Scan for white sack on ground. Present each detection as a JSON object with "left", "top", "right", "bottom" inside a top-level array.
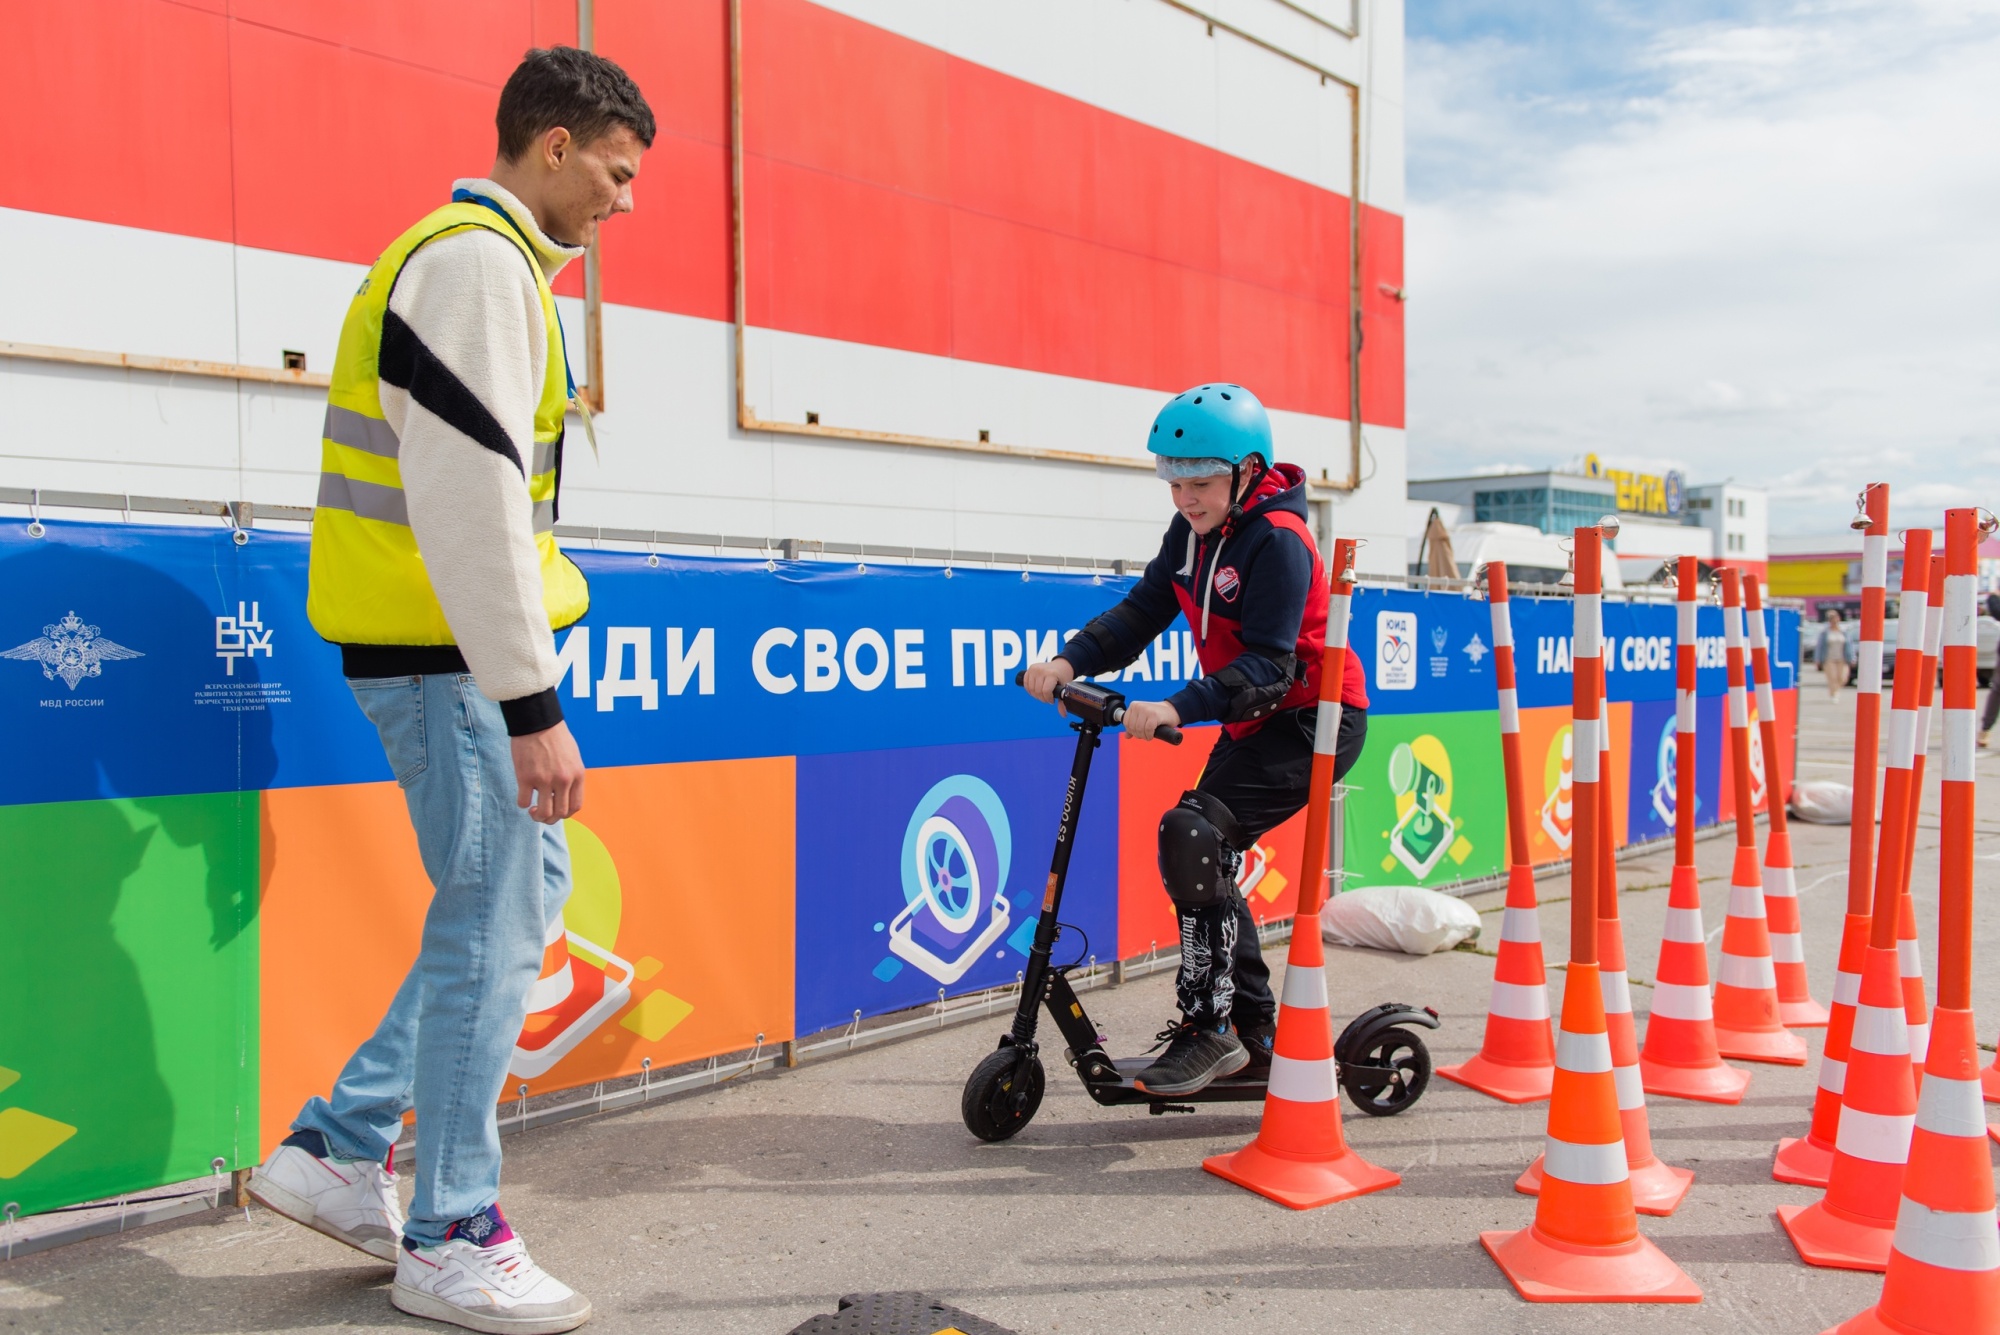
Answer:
[
  {"left": 1322, "top": 885, "right": 1482, "bottom": 955},
  {"left": 1790, "top": 780, "right": 1852, "bottom": 825}
]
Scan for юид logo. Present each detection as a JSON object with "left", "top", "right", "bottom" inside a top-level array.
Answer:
[
  {"left": 1383, "top": 735, "right": 1470, "bottom": 880},
  {"left": 1213, "top": 566, "right": 1241, "bottom": 601},
  {"left": 1464, "top": 633, "right": 1488, "bottom": 667},
  {"left": 1541, "top": 726, "right": 1575, "bottom": 851},
  {"left": 4, "top": 611, "right": 143, "bottom": 689},
  {"left": 1377, "top": 611, "right": 1417, "bottom": 691},
  {"left": 887, "top": 775, "right": 1014, "bottom": 984}
]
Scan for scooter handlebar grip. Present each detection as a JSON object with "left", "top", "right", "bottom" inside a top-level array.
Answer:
[
  {"left": 1155, "top": 725, "right": 1184, "bottom": 746},
  {"left": 1014, "top": 670, "right": 1027, "bottom": 686}
]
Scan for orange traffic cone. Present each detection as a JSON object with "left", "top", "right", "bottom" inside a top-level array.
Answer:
[
  {"left": 1439, "top": 864, "right": 1557, "bottom": 1103},
  {"left": 1830, "top": 1011, "right": 2000, "bottom": 1332},
  {"left": 1747, "top": 575, "right": 1826, "bottom": 1028},
  {"left": 1713, "top": 570, "right": 1807, "bottom": 1065},
  {"left": 1777, "top": 941, "right": 1917, "bottom": 1271},
  {"left": 1439, "top": 562, "right": 1556, "bottom": 1104},
  {"left": 1642, "top": 557, "right": 1751, "bottom": 1105},
  {"left": 1205, "top": 539, "right": 1399, "bottom": 1209},
  {"left": 1775, "top": 913, "right": 1870, "bottom": 1186},
  {"left": 1520, "top": 677, "right": 1693, "bottom": 1214},
  {"left": 1779, "top": 529, "right": 1934, "bottom": 1273},
  {"left": 1484, "top": 961, "right": 1702, "bottom": 1301},
  {"left": 1777, "top": 483, "right": 1893, "bottom": 1187},
  {"left": 1640, "top": 864, "right": 1750, "bottom": 1104},
  {"left": 1985, "top": 1046, "right": 2000, "bottom": 1103},
  {"left": 1480, "top": 524, "right": 1700, "bottom": 1304},
  {"left": 1827, "top": 507, "right": 2000, "bottom": 1333}
]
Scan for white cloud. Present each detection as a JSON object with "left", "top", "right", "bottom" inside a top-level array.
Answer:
[{"left": 1405, "top": 1, "right": 2000, "bottom": 535}]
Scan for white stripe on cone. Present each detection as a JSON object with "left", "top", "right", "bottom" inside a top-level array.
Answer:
[
  {"left": 1280, "top": 965, "right": 1328, "bottom": 1011},
  {"left": 1663, "top": 907, "right": 1706, "bottom": 943},
  {"left": 1851, "top": 1004, "right": 1913, "bottom": 1056},
  {"left": 1313, "top": 705, "right": 1341, "bottom": 755},
  {"left": 1489, "top": 980, "right": 1551, "bottom": 1022},
  {"left": 1543, "top": 1138, "right": 1628, "bottom": 1186},
  {"left": 1612, "top": 1064, "right": 1645, "bottom": 1111},
  {"left": 1914, "top": 1074, "right": 1988, "bottom": 1138},
  {"left": 1834, "top": 971, "right": 1862, "bottom": 1005},
  {"left": 1499, "top": 906, "right": 1542, "bottom": 944},
  {"left": 1599, "top": 970, "right": 1633, "bottom": 1016},
  {"left": 1835, "top": 1108, "right": 1918, "bottom": 1163},
  {"left": 1726, "top": 883, "right": 1768, "bottom": 919},
  {"left": 1817, "top": 1056, "right": 1847, "bottom": 1096},
  {"left": 1649, "top": 981, "right": 1715, "bottom": 1022},
  {"left": 1718, "top": 953, "right": 1777, "bottom": 990},
  {"left": 1556, "top": 1029, "right": 1613, "bottom": 1073},
  {"left": 1267, "top": 1053, "right": 1337, "bottom": 1104},
  {"left": 1945, "top": 707, "right": 1977, "bottom": 782},
  {"left": 1892, "top": 1200, "right": 2000, "bottom": 1272},
  {"left": 1770, "top": 934, "right": 1806, "bottom": 964}
]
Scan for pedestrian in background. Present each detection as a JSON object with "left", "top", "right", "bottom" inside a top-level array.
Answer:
[
  {"left": 248, "top": 47, "right": 655, "bottom": 1334},
  {"left": 1816, "top": 608, "right": 1850, "bottom": 698}
]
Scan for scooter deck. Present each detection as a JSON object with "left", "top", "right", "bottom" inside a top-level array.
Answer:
[{"left": 1076, "top": 1054, "right": 1269, "bottom": 1106}]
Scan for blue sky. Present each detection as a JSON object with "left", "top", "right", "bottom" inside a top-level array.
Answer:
[{"left": 1400, "top": 1, "right": 2000, "bottom": 535}]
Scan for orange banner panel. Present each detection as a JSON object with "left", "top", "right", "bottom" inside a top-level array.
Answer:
[
  {"left": 1116, "top": 727, "right": 1309, "bottom": 960},
  {"left": 259, "top": 757, "right": 795, "bottom": 1155}
]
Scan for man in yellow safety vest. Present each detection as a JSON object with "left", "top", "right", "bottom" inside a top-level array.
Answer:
[{"left": 249, "top": 47, "right": 653, "bottom": 1334}]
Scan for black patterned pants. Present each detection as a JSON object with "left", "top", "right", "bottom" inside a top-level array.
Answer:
[{"left": 1173, "top": 704, "right": 1368, "bottom": 1030}]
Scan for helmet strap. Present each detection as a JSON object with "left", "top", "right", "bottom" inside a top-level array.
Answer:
[{"left": 1225, "top": 457, "right": 1266, "bottom": 532}]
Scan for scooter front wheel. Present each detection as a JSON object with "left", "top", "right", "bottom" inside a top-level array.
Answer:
[{"left": 962, "top": 1048, "right": 1046, "bottom": 1142}]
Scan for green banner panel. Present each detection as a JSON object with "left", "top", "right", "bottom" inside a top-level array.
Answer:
[
  {"left": 0, "top": 793, "right": 259, "bottom": 1215},
  {"left": 1340, "top": 710, "right": 1505, "bottom": 891}
]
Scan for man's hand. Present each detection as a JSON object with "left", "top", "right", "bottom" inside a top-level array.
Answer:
[
  {"left": 1121, "top": 699, "right": 1181, "bottom": 741},
  {"left": 512, "top": 721, "right": 585, "bottom": 824},
  {"left": 1021, "top": 657, "right": 1076, "bottom": 703}
]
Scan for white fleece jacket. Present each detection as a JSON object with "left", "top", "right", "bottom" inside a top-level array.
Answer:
[{"left": 377, "top": 178, "right": 583, "bottom": 717}]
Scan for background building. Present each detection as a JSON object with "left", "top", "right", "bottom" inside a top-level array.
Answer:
[
  {"left": 0, "top": 0, "right": 1409, "bottom": 571},
  {"left": 1406, "top": 456, "right": 1758, "bottom": 585}
]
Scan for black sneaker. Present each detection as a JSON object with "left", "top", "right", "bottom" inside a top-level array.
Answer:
[
  {"left": 1238, "top": 1024, "right": 1277, "bottom": 1078},
  {"left": 1134, "top": 1020, "right": 1249, "bottom": 1096}
]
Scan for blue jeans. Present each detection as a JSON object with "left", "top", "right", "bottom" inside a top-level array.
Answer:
[{"left": 293, "top": 673, "right": 571, "bottom": 1246}]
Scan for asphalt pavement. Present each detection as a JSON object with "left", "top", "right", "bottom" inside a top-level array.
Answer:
[{"left": 4, "top": 681, "right": 1997, "bottom": 1335}]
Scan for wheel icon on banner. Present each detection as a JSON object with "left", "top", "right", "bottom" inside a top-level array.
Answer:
[{"left": 915, "top": 815, "right": 982, "bottom": 933}]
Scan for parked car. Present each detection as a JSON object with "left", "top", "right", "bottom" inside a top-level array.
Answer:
[{"left": 1814, "top": 612, "right": 2000, "bottom": 686}]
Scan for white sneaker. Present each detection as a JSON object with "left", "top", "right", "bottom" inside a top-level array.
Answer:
[
  {"left": 392, "top": 1206, "right": 591, "bottom": 1334},
  {"left": 249, "top": 1132, "right": 404, "bottom": 1262}
]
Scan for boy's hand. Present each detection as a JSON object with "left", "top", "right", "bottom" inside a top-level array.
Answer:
[
  {"left": 1022, "top": 658, "right": 1075, "bottom": 703},
  {"left": 1122, "top": 699, "right": 1181, "bottom": 741}
]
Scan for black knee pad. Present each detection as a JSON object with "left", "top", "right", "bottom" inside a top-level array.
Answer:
[{"left": 1157, "top": 790, "right": 1243, "bottom": 911}]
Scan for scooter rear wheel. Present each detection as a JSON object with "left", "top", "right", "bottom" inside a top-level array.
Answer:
[
  {"left": 962, "top": 1048, "right": 1045, "bottom": 1142},
  {"left": 1344, "top": 1027, "right": 1431, "bottom": 1117}
]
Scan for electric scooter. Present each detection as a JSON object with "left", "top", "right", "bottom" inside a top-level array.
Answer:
[{"left": 960, "top": 674, "right": 1440, "bottom": 1142}]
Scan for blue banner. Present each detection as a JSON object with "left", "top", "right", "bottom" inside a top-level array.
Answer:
[{"left": 1353, "top": 589, "right": 1797, "bottom": 715}]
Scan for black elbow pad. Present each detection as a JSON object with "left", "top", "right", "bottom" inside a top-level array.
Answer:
[{"left": 1211, "top": 653, "right": 1298, "bottom": 724}]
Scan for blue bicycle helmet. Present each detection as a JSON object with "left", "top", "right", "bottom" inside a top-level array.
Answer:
[{"left": 1148, "top": 383, "right": 1272, "bottom": 479}]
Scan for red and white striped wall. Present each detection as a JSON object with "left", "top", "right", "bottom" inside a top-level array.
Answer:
[{"left": 0, "top": 0, "right": 1404, "bottom": 563}]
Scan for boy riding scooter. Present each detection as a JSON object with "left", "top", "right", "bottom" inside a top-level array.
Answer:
[{"left": 1022, "top": 384, "right": 1368, "bottom": 1097}]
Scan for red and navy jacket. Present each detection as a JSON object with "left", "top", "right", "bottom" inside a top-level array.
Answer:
[{"left": 1057, "top": 462, "right": 1368, "bottom": 738}]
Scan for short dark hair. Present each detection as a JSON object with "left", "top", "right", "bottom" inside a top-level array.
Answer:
[{"left": 497, "top": 47, "right": 656, "bottom": 163}]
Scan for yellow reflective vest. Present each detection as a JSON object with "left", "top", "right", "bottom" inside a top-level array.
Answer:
[{"left": 307, "top": 198, "right": 588, "bottom": 647}]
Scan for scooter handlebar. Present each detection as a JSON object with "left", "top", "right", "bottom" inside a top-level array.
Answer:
[{"left": 1012, "top": 671, "right": 1182, "bottom": 745}]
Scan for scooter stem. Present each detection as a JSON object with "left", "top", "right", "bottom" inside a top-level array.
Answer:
[{"left": 1010, "top": 720, "right": 1102, "bottom": 1046}]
